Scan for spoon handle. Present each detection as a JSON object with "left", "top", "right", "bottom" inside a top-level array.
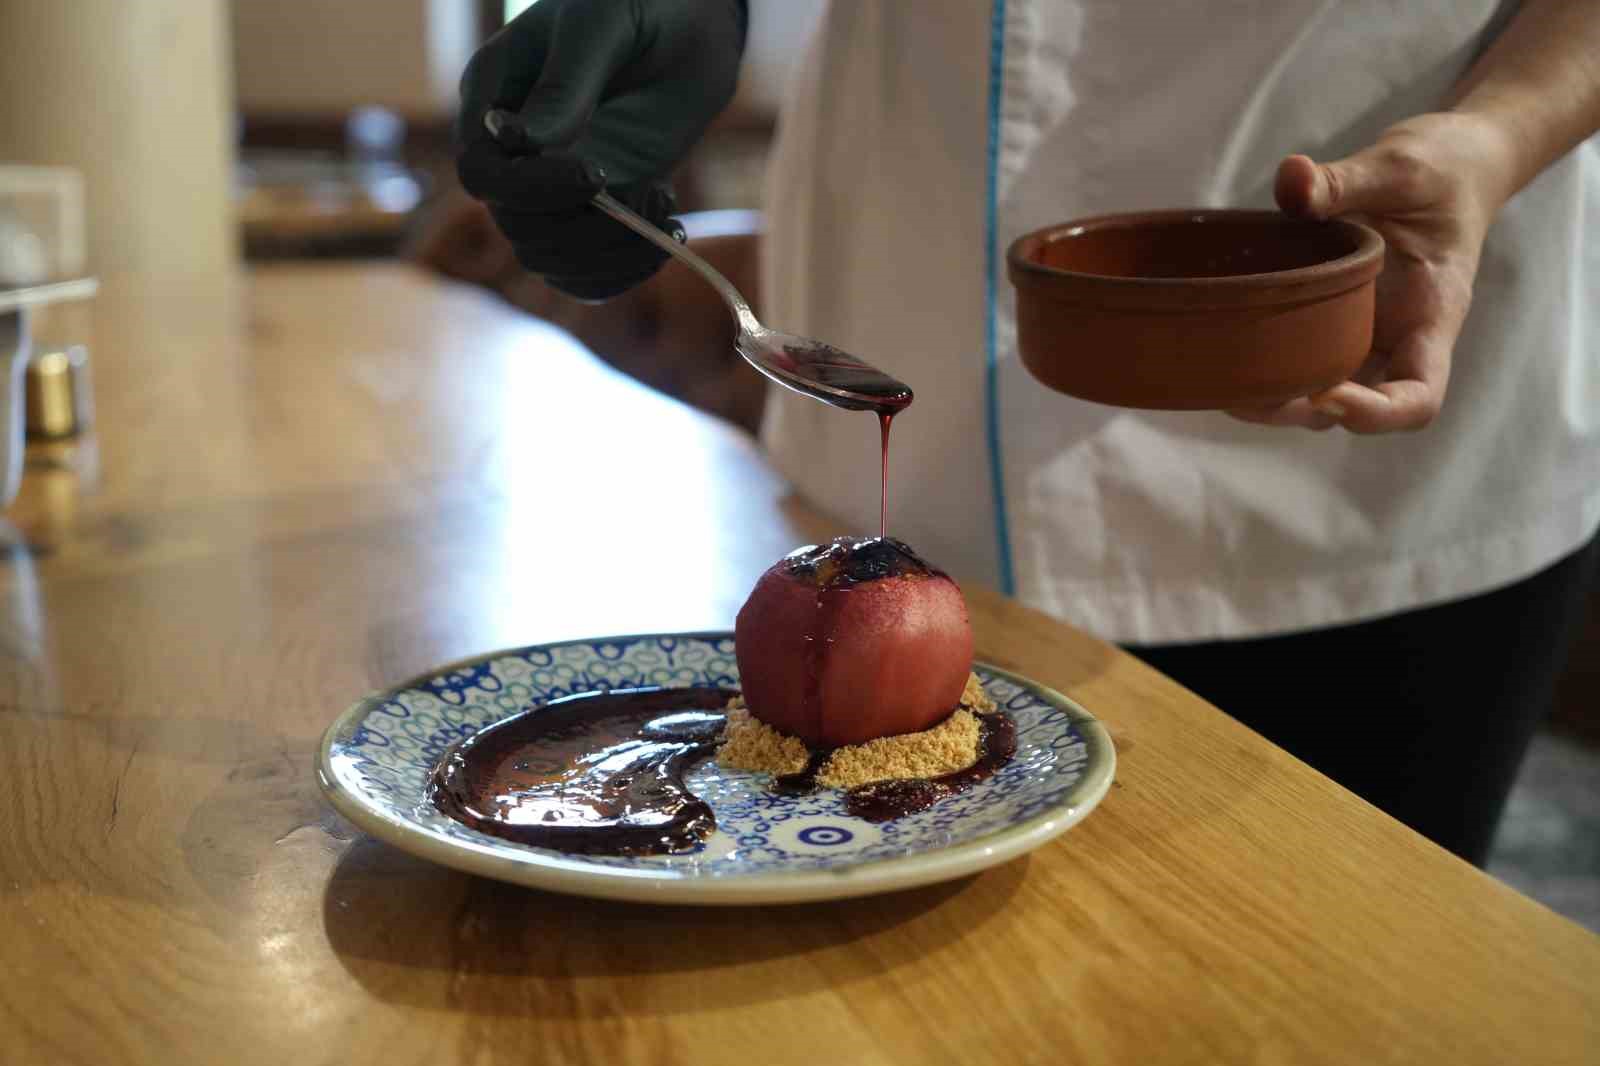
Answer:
[{"left": 592, "top": 192, "right": 759, "bottom": 332}]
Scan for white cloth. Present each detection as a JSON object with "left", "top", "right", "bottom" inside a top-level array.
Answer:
[{"left": 759, "top": 0, "right": 1600, "bottom": 645}]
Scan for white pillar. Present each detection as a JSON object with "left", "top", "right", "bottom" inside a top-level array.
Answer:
[{"left": 0, "top": 0, "right": 237, "bottom": 283}]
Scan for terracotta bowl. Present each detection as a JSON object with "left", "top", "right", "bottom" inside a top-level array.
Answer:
[{"left": 1006, "top": 210, "right": 1384, "bottom": 410}]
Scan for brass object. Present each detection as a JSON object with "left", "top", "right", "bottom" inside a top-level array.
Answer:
[{"left": 25, "top": 345, "right": 92, "bottom": 439}]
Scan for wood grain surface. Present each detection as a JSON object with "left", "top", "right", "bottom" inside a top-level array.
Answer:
[{"left": 1, "top": 264, "right": 1595, "bottom": 1065}]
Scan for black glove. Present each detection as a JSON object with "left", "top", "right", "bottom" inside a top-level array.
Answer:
[{"left": 457, "top": 0, "right": 747, "bottom": 301}]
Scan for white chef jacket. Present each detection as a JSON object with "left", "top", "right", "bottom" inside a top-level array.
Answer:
[{"left": 759, "top": 0, "right": 1600, "bottom": 645}]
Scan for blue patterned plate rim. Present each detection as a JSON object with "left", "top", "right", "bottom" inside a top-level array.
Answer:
[{"left": 317, "top": 631, "right": 1116, "bottom": 905}]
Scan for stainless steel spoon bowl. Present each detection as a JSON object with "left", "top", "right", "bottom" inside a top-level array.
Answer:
[{"left": 593, "top": 192, "right": 912, "bottom": 414}]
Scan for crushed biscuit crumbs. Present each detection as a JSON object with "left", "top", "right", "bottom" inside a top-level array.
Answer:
[
  {"left": 715, "top": 701, "right": 809, "bottom": 775},
  {"left": 814, "top": 708, "right": 979, "bottom": 788},
  {"left": 715, "top": 673, "right": 996, "bottom": 789},
  {"left": 960, "top": 672, "right": 996, "bottom": 714}
]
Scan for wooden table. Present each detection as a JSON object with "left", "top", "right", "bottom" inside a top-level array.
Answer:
[{"left": 2, "top": 264, "right": 1595, "bottom": 1065}]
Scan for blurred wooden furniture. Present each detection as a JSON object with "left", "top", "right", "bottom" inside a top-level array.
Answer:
[
  {"left": 237, "top": 160, "right": 425, "bottom": 260},
  {"left": 411, "top": 195, "right": 769, "bottom": 433},
  {"left": 0, "top": 263, "right": 1595, "bottom": 1066}
]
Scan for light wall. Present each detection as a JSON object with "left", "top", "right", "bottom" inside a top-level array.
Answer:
[
  {"left": 736, "top": 0, "right": 827, "bottom": 118},
  {"left": 232, "top": 0, "right": 826, "bottom": 123},
  {"left": 232, "top": 0, "right": 478, "bottom": 120},
  {"left": 0, "top": 0, "right": 235, "bottom": 279}
]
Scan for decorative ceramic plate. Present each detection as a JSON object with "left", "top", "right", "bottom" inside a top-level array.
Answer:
[{"left": 317, "top": 632, "right": 1115, "bottom": 905}]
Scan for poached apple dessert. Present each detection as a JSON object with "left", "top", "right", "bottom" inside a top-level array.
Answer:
[
  {"left": 733, "top": 537, "right": 975, "bottom": 747},
  {"left": 721, "top": 537, "right": 1014, "bottom": 812}
]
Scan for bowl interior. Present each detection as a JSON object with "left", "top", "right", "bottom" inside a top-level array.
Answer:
[{"left": 1028, "top": 215, "right": 1366, "bottom": 281}]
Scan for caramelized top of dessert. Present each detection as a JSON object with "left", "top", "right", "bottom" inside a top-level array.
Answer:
[{"left": 778, "top": 537, "right": 946, "bottom": 588}]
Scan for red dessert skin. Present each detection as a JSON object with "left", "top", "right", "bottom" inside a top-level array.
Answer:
[{"left": 734, "top": 562, "right": 974, "bottom": 748}]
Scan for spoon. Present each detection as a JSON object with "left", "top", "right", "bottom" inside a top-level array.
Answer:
[{"left": 591, "top": 191, "right": 913, "bottom": 413}]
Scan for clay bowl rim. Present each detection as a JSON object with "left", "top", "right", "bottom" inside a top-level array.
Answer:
[{"left": 1006, "top": 209, "right": 1384, "bottom": 310}]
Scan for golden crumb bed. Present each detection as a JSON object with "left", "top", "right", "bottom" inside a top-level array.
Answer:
[{"left": 716, "top": 672, "right": 996, "bottom": 789}]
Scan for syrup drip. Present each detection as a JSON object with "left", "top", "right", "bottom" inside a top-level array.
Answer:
[
  {"left": 778, "top": 342, "right": 911, "bottom": 537},
  {"left": 879, "top": 411, "right": 893, "bottom": 539}
]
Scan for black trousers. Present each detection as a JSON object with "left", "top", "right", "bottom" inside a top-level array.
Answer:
[{"left": 1127, "top": 531, "right": 1600, "bottom": 867}]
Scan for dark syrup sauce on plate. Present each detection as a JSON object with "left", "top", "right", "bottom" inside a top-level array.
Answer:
[
  {"left": 428, "top": 686, "right": 1018, "bottom": 852},
  {"left": 428, "top": 686, "right": 735, "bottom": 856}
]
